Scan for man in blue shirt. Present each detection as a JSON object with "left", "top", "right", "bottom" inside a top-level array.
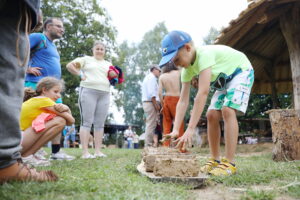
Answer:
[
  {"left": 25, "top": 17, "right": 64, "bottom": 89},
  {"left": 25, "top": 17, "right": 74, "bottom": 161}
]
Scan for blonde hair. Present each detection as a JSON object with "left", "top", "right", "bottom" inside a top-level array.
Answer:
[{"left": 23, "top": 77, "right": 64, "bottom": 101}]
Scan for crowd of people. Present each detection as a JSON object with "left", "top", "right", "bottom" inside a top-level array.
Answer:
[{"left": 0, "top": 0, "right": 254, "bottom": 184}]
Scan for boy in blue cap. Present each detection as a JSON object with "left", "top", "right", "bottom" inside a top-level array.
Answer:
[{"left": 159, "top": 30, "right": 254, "bottom": 176}]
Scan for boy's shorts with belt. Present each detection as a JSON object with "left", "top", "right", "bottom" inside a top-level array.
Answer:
[{"left": 208, "top": 67, "right": 254, "bottom": 115}]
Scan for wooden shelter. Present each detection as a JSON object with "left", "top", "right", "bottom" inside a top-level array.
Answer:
[
  {"left": 215, "top": 0, "right": 300, "bottom": 161},
  {"left": 215, "top": 0, "right": 300, "bottom": 110}
]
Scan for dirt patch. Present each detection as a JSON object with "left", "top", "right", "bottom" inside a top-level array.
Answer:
[
  {"left": 193, "top": 184, "right": 241, "bottom": 200},
  {"left": 193, "top": 183, "right": 298, "bottom": 200}
]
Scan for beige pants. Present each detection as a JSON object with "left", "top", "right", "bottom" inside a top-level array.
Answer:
[{"left": 143, "top": 102, "right": 158, "bottom": 147}]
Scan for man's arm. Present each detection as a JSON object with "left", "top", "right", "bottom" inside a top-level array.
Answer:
[
  {"left": 158, "top": 76, "right": 164, "bottom": 108},
  {"left": 26, "top": 33, "right": 44, "bottom": 76},
  {"left": 147, "top": 75, "right": 160, "bottom": 111}
]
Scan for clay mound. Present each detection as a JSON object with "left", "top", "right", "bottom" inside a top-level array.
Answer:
[
  {"left": 154, "top": 157, "right": 199, "bottom": 177},
  {"left": 142, "top": 147, "right": 200, "bottom": 177}
]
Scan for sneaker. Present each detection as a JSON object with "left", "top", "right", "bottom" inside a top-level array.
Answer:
[
  {"left": 36, "top": 149, "right": 48, "bottom": 157},
  {"left": 81, "top": 154, "right": 96, "bottom": 159},
  {"left": 50, "top": 151, "right": 75, "bottom": 161},
  {"left": 209, "top": 158, "right": 237, "bottom": 176},
  {"left": 0, "top": 160, "right": 58, "bottom": 183},
  {"left": 22, "top": 155, "right": 51, "bottom": 167},
  {"left": 34, "top": 149, "right": 48, "bottom": 160},
  {"left": 94, "top": 152, "right": 107, "bottom": 158},
  {"left": 200, "top": 158, "right": 220, "bottom": 173}
]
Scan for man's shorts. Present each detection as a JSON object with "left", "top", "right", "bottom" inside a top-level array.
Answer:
[
  {"left": 208, "top": 68, "right": 254, "bottom": 115},
  {"left": 25, "top": 81, "right": 37, "bottom": 90}
]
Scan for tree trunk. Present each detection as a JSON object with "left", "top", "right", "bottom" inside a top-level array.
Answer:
[{"left": 267, "top": 109, "right": 300, "bottom": 161}]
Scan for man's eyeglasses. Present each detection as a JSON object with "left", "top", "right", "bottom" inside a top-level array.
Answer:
[{"left": 50, "top": 24, "right": 64, "bottom": 30}]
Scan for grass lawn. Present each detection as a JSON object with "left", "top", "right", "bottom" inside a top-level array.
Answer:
[{"left": 0, "top": 144, "right": 299, "bottom": 200}]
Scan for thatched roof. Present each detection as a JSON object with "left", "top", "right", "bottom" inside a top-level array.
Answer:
[{"left": 215, "top": 0, "right": 299, "bottom": 94}]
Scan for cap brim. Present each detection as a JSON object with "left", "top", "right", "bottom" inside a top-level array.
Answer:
[{"left": 158, "top": 50, "right": 177, "bottom": 67}]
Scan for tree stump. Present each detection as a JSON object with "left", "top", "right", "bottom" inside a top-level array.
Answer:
[{"left": 267, "top": 109, "right": 300, "bottom": 161}]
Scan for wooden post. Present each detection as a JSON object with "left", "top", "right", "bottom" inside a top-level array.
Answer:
[{"left": 280, "top": 4, "right": 300, "bottom": 116}]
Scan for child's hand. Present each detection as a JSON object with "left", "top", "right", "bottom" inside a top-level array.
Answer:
[
  {"left": 174, "top": 127, "right": 195, "bottom": 151},
  {"left": 160, "top": 130, "right": 179, "bottom": 143}
]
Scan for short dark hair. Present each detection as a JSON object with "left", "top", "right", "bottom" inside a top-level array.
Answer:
[
  {"left": 162, "top": 62, "right": 178, "bottom": 73},
  {"left": 43, "top": 17, "right": 63, "bottom": 31},
  {"left": 150, "top": 65, "right": 161, "bottom": 72}
]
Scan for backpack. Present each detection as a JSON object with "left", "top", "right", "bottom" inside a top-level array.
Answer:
[{"left": 30, "top": 34, "right": 47, "bottom": 59}]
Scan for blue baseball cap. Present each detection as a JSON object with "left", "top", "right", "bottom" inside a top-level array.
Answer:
[{"left": 158, "top": 30, "right": 192, "bottom": 67}]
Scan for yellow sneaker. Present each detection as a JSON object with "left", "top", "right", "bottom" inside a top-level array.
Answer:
[
  {"left": 200, "top": 158, "right": 220, "bottom": 173},
  {"left": 209, "top": 158, "right": 236, "bottom": 176}
]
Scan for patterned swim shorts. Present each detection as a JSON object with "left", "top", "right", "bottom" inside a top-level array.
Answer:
[{"left": 208, "top": 68, "right": 254, "bottom": 115}]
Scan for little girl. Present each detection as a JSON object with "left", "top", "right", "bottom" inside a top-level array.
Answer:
[{"left": 20, "top": 77, "right": 75, "bottom": 166}]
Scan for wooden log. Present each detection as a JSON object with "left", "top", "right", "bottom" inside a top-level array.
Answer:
[{"left": 267, "top": 109, "right": 300, "bottom": 161}]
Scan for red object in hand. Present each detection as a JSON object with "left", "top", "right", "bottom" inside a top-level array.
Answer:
[{"left": 32, "top": 113, "right": 56, "bottom": 133}]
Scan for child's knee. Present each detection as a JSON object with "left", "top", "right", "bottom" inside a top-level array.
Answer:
[
  {"left": 221, "top": 107, "right": 236, "bottom": 119},
  {"left": 54, "top": 116, "right": 67, "bottom": 128},
  {"left": 206, "top": 110, "right": 220, "bottom": 122}
]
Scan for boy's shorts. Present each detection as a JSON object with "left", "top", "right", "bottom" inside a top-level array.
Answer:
[{"left": 208, "top": 68, "right": 254, "bottom": 115}]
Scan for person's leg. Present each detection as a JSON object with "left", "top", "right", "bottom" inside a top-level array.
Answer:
[
  {"left": 143, "top": 103, "right": 158, "bottom": 147},
  {"left": 0, "top": 1, "right": 27, "bottom": 170},
  {"left": 0, "top": 0, "right": 58, "bottom": 183},
  {"left": 93, "top": 130, "right": 104, "bottom": 153},
  {"left": 222, "top": 107, "right": 238, "bottom": 162},
  {"left": 206, "top": 109, "right": 222, "bottom": 160},
  {"left": 162, "top": 97, "right": 172, "bottom": 146},
  {"left": 153, "top": 133, "right": 158, "bottom": 147},
  {"left": 63, "top": 135, "right": 69, "bottom": 148},
  {"left": 93, "top": 90, "right": 110, "bottom": 156},
  {"left": 79, "top": 128, "right": 91, "bottom": 156},
  {"left": 21, "top": 117, "right": 66, "bottom": 157},
  {"left": 78, "top": 87, "right": 97, "bottom": 156},
  {"left": 200, "top": 109, "right": 222, "bottom": 173},
  {"left": 209, "top": 69, "right": 254, "bottom": 176},
  {"left": 172, "top": 97, "right": 185, "bottom": 138},
  {"left": 51, "top": 134, "right": 61, "bottom": 154}
]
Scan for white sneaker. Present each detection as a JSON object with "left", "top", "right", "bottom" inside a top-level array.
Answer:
[
  {"left": 94, "top": 152, "right": 107, "bottom": 158},
  {"left": 34, "top": 149, "right": 48, "bottom": 160},
  {"left": 50, "top": 151, "right": 75, "bottom": 161},
  {"left": 22, "top": 155, "right": 51, "bottom": 167},
  {"left": 81, "top": 154, "right": 96, "bottom": 159},
  {"left": 36, "top": 148, "right": 48, "bottom": 156}
]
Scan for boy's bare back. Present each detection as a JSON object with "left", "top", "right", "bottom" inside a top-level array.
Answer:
[{"left": 159, "top": 70, "right": 181, "bottom": 96}]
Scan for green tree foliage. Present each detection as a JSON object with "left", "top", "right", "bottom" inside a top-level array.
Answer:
[
  {"left": 41, "top": 0, "right": 117, "bottom": 125},
  {"left": 114, "top": 23, "right": 168, "bottom": 133}
]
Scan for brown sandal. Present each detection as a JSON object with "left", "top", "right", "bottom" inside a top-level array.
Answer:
[{"left": 0, "top": 160, "right": 58, "bottom": 183}]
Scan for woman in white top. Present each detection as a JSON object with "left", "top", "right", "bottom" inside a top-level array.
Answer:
[{"left": 66, "top": 41, "right": 117, "bottom": 159}]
